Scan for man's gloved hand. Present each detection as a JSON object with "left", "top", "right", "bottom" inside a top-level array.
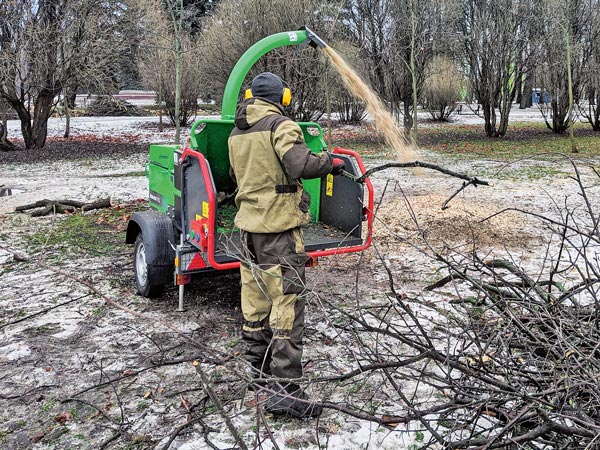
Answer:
[{"left": 331, "top": 157, "right": 346, "bottom": 176}]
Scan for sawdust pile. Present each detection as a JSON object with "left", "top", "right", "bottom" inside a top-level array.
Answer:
[
  {"left": 323, "top": 46, "right": 417, "bottom": 163},
  {"left": 375, "top": 194, "right": 533, "bottom": 248}
]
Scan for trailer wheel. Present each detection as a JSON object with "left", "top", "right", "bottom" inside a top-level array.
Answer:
[{"left": 134, "top": 234, "right": 164, "bottom": 298}]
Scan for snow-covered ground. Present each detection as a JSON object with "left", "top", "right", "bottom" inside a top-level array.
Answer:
[
  {"left": 3, "top": 104, "right": 549, "bottom": 143},
  {"left": 4, "top": 115, "right": 202, "bottom": 145},
  {"left": 1, "top": 112, "right": 599, "bottom": 449}
]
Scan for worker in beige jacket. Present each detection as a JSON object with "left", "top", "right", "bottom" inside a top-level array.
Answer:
[{"left": 228, "top": 72, "right": 345, "bottom": 419}]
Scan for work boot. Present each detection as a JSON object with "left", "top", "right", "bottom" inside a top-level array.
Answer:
[{"left": 265, "top": 383, "right": 323, "bottom": 419}]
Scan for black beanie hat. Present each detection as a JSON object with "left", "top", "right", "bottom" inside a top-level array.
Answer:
[{"left": 251, "top": 72, "right": 284, "bottom": 104}]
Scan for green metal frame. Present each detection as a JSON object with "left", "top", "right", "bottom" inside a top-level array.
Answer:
[
  {"left": 148, "top": 144, "right": 180, "bottom": 213},
  {"left": 220, "top": 30, "right": 309, "bottom": 120}
]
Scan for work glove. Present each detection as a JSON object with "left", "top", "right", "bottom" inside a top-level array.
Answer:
[{"left": 331, "top": 157, "right": 346, "bottom": 176}]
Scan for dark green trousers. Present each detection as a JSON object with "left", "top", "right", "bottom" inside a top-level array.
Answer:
[{"left": 239, "top": 228, "right": 307, "bottom": 379}]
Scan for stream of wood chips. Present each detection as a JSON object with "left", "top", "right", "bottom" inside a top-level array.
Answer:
[{"left": 323, "top": 46, "right": 418, "bottom": 163}]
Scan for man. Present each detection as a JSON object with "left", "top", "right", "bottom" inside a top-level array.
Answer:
[{"left": 228, "top": 72, "right": 345, "bottom": 419}]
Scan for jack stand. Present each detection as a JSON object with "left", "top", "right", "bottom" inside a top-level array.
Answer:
[
  {"left": 176, "top": 232, "right": 186, "bottom": 312},
  {"left": 177, "top": 283, "right": 185, "bottom": 312}
]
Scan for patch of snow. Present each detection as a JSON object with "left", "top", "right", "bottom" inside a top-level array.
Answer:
[
  {"left": 5, "top": 115, "right": 219, "bottom": 145},
  {"left": 0, "top": 342, "right": 32, "bottom": 361}
]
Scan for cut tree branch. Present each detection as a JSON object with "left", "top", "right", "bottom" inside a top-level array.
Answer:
[
  {"left": 16, "top": 198, "right": 112, "bottom": 216},
  {"left": 342, "top": 160, "right": 489, "bottom": 186}
]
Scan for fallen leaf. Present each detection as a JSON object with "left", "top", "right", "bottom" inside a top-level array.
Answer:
[
  {"left": 54, "top": 412, "right": 71, "bottom": 425},
  {"left": 180, "top": 394, "right": 192, "bottom": 412}
]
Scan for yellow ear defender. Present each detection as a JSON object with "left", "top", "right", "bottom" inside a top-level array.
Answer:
[
  {"left": 281, "top": 87, "right": 292, "bottom": 106},
  {"left": 244, "top": 87, "right": 292, "bottom": 106}
]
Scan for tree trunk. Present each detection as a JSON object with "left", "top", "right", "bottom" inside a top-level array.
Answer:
[
  {"left": 0, "top": 107, "right": 15, "bottom": 151},
  {"left": 158, "top": 83, "right": 164, "bottom": 133},
  {"left": 173, "top": 0, "right": 183, "bottom": 145},
  {"left": 9, "top": 100, "right": 34, "bottom": 149},
  {"left": 520, "top": 75, "right": 533, "bottom": 109},
  {"left": 565, "top": 25, "right": 577, "bottom": 153},
  {"left": 482, "top": 102, "right": 498, "bottom": 137},
  {"left": 548, "top": 98, "right": 570, "bottom": 134},
  {"left": 0, "top": 110, "right": 7, "bottom": 143},
  {"left": 403, "top": 101, "right": 413, "bottom": 132},
  {"left": 64, "top": 93, "right": 71, "bottom": 139},
  {"left": 31, "top": 91, "right": 56, "bottom": 148},
  {"left": 410, "top": 1, "right": 418, "bottom": 146},
  {"left": 593, "top": 91, "right": 600, "bottom": 131},
  {"left": 512, "top": 71, "right": 522, "bottom": 104},
  {"left": 67, "top": 91, "right": 77, "bottom": 110}
]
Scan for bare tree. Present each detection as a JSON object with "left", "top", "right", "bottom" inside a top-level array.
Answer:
[
  {"left": 454, "top": 0, "right": 532, "bottom": 137},
  {"left": 343, "top": 0, "right": 439, "bottom": 138},
  {"left": 196, "top": 0, "right": 346, "bottom": 122},
  {"left": 0, "top": 0, "right": 137, "bottom": 150},
  {"left": 341, "top": 0, "right": 390, "bottom": 100},
  {"left": 422, "top": 55, "right": 462, "bottom": 121},
  {"left": 138, "top": 4, "right": 204, "bottom": 132},
  {"left": 578, "top": 0, "right": 600, "bottom": 131},
  {"left": 536, "top": 0, "right": 588, "bottom": 135}
]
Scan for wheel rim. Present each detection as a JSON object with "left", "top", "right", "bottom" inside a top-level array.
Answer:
[{"left": 136, "top": 241, "right": 148, "bottom": 286}]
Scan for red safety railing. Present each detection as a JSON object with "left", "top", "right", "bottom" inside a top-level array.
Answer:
[
  {"left": 306, "top": 147, "right": 374, "bottom": 259},
  {"left": 181, "top": 147, "right": 374, "bottom": 270}
]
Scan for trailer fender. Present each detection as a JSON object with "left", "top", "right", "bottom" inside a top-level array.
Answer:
[{"left": 126, "top": 211, "right": 175, "bottom": 267}]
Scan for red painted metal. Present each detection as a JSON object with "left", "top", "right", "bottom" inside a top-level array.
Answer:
[
  {"left": 181, "top": 148, "right": 239, "bottom": 270},
  {"left": 188, "top": 253, "right": 208, "bottom": 270},
  {"left": 306, "top": 147, "right": 374, "bottom": 259},
  {"left": 180, "top": 147, "right": 374, "bottom": 271}
]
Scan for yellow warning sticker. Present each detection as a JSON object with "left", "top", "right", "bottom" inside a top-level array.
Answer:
[
  {"left": 325, "top": 174, "right": 334, "bottom": 196},
  {"left": 202, "top": 201, "right": 209, "bottom": 218},
  {"left": 195, "top": 214, "right": 201, "bottom": 222}
]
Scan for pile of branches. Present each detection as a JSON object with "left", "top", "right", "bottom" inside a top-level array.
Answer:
[
  {"left": 85, "top": 96, "right": 142, "bottom": 117},
  {"left": 195, "top": 159, "right": 600, "bottom": 448},
  {"left": 317, "top": 160, "right": 600, "bottom": 448}
]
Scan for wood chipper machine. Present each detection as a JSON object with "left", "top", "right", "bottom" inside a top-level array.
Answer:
[{"left": 125, "top": 27, "right": 374, "bottom": 309}]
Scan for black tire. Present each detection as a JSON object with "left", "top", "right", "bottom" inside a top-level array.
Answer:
[{"left": 133, "top": 234, "right": 165, "bottom": 298}]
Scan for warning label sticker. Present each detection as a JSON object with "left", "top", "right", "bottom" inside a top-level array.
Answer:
[
  {"left": 202, "top": 201, "right": 209, "bottom": 218},
  {"left": 325, "top": 174, "right": 334, "bottom": 196}
]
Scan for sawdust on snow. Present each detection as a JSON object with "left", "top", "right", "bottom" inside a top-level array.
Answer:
[{"left": 375, "top": 193, "right": 533, "bottom": 248}]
